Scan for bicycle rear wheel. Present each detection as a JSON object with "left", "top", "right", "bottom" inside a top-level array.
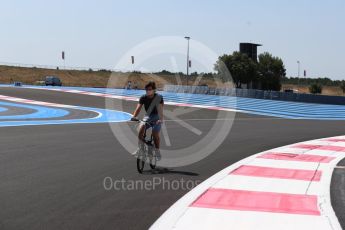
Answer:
[
  {"left": 149, "top": 156, "right": 156, "bottom": 169},
  {"left": 136, "top": 143, "right": 147, "bottom": 173}
]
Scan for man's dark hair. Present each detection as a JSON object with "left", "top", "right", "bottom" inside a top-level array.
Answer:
[{"left": 145, "top": 81, "right": 156, "bottom": 90}]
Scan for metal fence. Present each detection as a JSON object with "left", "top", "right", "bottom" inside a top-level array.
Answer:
[{"left": 164, "top": 85, "right": 345, "bottom": 105}]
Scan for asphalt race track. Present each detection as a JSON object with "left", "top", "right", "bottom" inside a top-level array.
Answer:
[{"left": 1, "top": 87, "right": 345, "bottom": 230}]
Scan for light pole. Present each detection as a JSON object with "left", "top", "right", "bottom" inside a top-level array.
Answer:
[
  {"left": 184, "top": 36, "right": 190, "bottom": 87},
  {"left": 297, "top": 60, "right": 300, "bottom": 90}
]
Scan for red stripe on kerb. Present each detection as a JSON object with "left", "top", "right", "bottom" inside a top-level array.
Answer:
[
  {"left": 258, "top": 152, "right": 335, "bottom": 163},
  {"left": 230, "top": 165, "right": 321, "bottom": 181},
  {"left": 191, "top": 188, "right": 320, "bottom": 215},
  {"left": 209, "top": 106, "right": 223, "bottom": 110},
  {"left": 293, "top": 144, "right": 345, "bottom": 152},
  {"left": 177, "top": 103, "right": 193, "bottom": 107},
  {"left": 96, "top": 93, "right": 109, "bottom": 97},
  {"left": 122, "top": 96, "right": 135, "bottom": 100},
  {"left": 326, "top": 138, "right": 345, "bottom": 142},
  {"left": 78, "top": 92, "right": 92, "bottom": 95}
]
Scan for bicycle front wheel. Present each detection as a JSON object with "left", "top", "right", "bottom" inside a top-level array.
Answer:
[
  {"left": 137, "top": 158, "right": 145, "bottom": 173},
  {"left": 137, "top": 151, "right": 146, "bottom": 173}
]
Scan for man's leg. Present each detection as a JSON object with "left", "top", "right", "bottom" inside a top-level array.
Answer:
[
  {"left": 152, "top": 127, "right": 161, "bottom": 160},
  {"left": 152, "top": 131, "right": 160, "bottom": 149},
  {"left": 138, "top": 124, "right": 145, "bottom": 141},
  {"left": 132, "top": 124, "right": 145, "bottom": 156}
]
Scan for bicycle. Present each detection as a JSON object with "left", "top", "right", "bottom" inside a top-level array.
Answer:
[{"left": 131, "top": 117, "right": 157, "bottom": 173}]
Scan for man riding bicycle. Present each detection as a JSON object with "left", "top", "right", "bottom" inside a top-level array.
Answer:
[{"left": 131, "top": 81, "right": 164, "bottom": 160}]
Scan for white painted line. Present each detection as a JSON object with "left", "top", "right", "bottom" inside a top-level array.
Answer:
[
  {"left": 334, "top": 166, "right": 345, "bottom": 169},
  {"left": 172, "top": 208, "right": 332, "bottom": 230},
  {"left": 23, "top": 87, "right": 244, "bottom": 113}
]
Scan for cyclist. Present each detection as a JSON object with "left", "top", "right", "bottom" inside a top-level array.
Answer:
[{"left": 131, "top": 81, "right": 164, "bottom": 160}]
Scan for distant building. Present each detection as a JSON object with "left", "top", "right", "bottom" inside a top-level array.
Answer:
[{"left": 239, "top": 43, "right": 262, "bottom": 62}]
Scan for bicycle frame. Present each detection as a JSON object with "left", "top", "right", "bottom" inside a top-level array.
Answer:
[
  {"left": 133, "top": 119, "right": 157, "bottom": 173},
  {"left": 139, "top": 120, "right": 156, "bottom": 145}
]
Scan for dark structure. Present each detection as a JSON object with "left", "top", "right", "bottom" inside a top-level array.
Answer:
[{"left": 239, "top": 43, "right": 262, "bottom": 62}]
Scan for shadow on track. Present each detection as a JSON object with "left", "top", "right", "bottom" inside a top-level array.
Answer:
[{"left": 141, "top": 167, "right": 199, "bottom": 176}]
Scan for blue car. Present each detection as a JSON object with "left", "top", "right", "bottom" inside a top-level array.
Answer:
[{"left": 45, "top": 76, "right": 62, "bottom": 86}]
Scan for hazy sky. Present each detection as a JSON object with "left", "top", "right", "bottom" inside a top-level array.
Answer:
[{"left": 1, "top": 0, "right": 344, "bottom": 79}]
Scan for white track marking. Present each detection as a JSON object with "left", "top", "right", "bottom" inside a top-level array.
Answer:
[{"left": 172, "top": 208, "right": 332, "bottom": 230}]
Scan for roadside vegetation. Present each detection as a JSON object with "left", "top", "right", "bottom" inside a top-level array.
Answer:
[
  {"left": 0, "top": 64, "right": 344, "bottom": 96},
  {"left": 309, "top": 83, "right": 323, "bottom": 94}
]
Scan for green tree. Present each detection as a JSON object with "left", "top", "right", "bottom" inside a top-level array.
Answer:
[
  {"left": 258, "top": 52, "right": 286, "bottom": 91},
  {"left": 214, "top": 51, "right": 257, "bottom": 88},
  {"left": 309, "top": 83, "right": 322, "bottom": 94}
]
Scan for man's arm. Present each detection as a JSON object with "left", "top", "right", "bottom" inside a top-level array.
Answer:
[{"left": 132, "top": 104, "right": 143, "bottom": 118}]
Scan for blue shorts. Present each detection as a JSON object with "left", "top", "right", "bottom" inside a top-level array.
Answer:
[{"left": 143, "top": 114, "right": 161, "bottom": 132}]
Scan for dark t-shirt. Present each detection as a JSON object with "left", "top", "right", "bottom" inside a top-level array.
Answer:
[{"left": 139, "top": 93, "right": 164, "bottom": 115}]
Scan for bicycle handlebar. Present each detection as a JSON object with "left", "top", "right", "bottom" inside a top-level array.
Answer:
[
  {"left": 130, "top": 117, "right": 156, "bottom": 126},
  {"left": 130, "top": 117, "right": 140, "bottom": 122}
]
